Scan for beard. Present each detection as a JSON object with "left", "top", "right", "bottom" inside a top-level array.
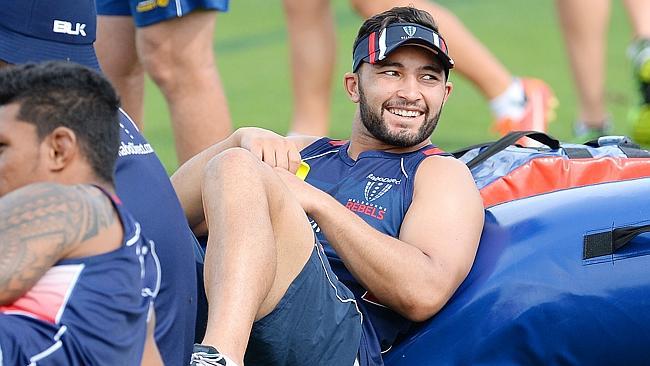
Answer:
[{"left": 358, "top": 81, "right": 442, "bottom": 148}]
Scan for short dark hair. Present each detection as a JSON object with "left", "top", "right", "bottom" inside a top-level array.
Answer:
[
  {"left": 0, "top": 61, "right": 120, "bottom": 184},
  {"left": 353, "top": 6, "right": 439, "bottom": 52}
]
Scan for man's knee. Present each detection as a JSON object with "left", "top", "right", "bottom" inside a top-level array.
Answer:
[
  {"left": 136, "top": 12, "right": 216, "bottom": 90},
  {"left": 203, "top": 148, "right": 265, "bottom": 184},
  {"left": 136, "top": 36, "right": 175, "bottom": 90}
]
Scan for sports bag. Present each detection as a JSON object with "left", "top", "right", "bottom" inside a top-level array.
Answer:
[{"left": 453, "top": 131, "right": 650, "bottom": 207}]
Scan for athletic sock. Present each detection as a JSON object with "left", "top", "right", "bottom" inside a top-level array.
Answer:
[
  {"left": 489, "top": 78, "right": 526, "bottom": 120},
  {"left": 574, "top": 119, "right": 612, "bottom": 137}
]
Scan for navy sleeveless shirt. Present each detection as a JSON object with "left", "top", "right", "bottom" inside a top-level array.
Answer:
[{"left": 300, "top": 138, "right": 447, "bottom": 361}]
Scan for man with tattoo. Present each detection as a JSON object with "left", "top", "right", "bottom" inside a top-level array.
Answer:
[
  {"left": 0, "top": 62, "right": 162, "bottom": 365},
  {"left": 0, "top": 2, "right": 200, "bottom": 364}
]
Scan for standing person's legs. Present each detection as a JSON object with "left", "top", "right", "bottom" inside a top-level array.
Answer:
[
  {"left": 556, "top": 0, "right": 611, "bottom": 133},
  {"left": 137, "top": 10, "right": 232, "bottom": 165},
  {"left": 351, "top": 0, "right": 512, "bottom": 99},
  {"left": 96, "top": 16, "right": 146, "bottom": 127},
  {"left": 624, "top": 0, "right": 650, "bottom": 38},
  {"left": 283, "top": 0, "right": 335, "bottom": 136},
  {"left": 624, "top": 0, "right": 650, "bottom": 145},
  {"left": 196, "top": 148, "right": 361, "bottom": 365},
  {"left": 351, "top": 0, "right": 556, "bottom": 138}
]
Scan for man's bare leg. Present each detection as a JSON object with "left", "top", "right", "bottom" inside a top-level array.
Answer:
[
  {"left": 96, "top": 16, "right": 145, "bottom": 127},
  {"left": 137, "top": 11, "right": 232, "bottom": 164},
  {"left": 283, "top": 0, "right": 335, "bottom": 136},
  {"left": 624, "top": 0, "right": 650, "bottom": 144},
  {"left": 350, "top": 0, "right": 560, "bottom": 139},
  {"left": 351, "top": 0, "right": 513, "bottom": 99},
  {"left": 624, "top": 0, "right": 650, "bottom": 39},
  {"left": 199, "top": 148, "right": 315, "bottom": 364},
  {"left": 556, "top": 0, "right": 610, "bottom": 128}
]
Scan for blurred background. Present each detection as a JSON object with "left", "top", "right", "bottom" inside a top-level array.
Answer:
[{"left": 141, "top": 0, "right": 636, "bottom": 172}]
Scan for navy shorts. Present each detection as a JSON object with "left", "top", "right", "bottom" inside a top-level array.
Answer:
[
  {"left": 244, "top": 243, "right": 363, "bottom": 366},
  {"left": 96, "top": 0, "right": 229, "bottom": 27}
]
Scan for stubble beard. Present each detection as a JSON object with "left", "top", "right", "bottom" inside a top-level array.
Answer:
[{"left": 358, "top": 81, "right": 442, "bottom": 148}]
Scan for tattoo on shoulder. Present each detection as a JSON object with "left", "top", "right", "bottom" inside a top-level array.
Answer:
[{"left": 0, "top": 183, "right": 116, "bottom": 303}]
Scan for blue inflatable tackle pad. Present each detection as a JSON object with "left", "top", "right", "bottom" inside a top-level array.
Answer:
[{"left": 385, "top": 178, "right": 650, "bottom": 365}]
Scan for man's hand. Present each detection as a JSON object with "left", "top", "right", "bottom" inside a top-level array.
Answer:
[
  {"left": 236, "top": 127, "right": 302, "bottom": 173},
  {"left": 173, "top": 127, "right": 319, "bottom": 236}
]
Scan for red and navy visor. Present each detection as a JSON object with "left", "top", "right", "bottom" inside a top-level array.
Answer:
[{"left": 352, "top": 23, "right": 454, "bottom": 75}]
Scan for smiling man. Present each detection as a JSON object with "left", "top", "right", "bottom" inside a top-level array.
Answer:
[{"left": 173, "top": 6, "right": 484, "bottom": 366}]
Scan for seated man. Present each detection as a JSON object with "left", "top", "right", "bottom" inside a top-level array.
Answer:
[
  {"left": 0, "top": 62, "right": 161, "bottom": 365},
  {"left": 173, "top": 6, "right": 484, "bottom": 366}
]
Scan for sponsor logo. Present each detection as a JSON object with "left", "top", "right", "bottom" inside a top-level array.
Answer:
[
  {"left": 118, "top": 142, "right": 154, "bottom": 157},
  {"left": 364, "top": 174, "right": 400, "bottom": 202},
  {"left": 52, "top": 20, "right": 86, "bottom": 36},
  {"left": 402, "top": 26, "right": 417, "bottom": 38},
  {"left": 345, "top": 199, "right": 386, "bottom": 220},
  {"left": 366, "top": 173, "right": 401, "bottom": 185}
]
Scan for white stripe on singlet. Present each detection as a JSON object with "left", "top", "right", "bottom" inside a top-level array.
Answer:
[
  {"left": 118, "top": 108, "right": 139, "bottom": 132},
  {"left": 126, "top": 222, "right": 142, "bottom": 247},
  {"left": 303, "top": 149, "right": 339, "bottom": 161},
  {"left": 28, "top": 325, "right": 68, "bottom": 365},
  {"left": 54, "top": 264, "right": 85, "bottom": 324}
]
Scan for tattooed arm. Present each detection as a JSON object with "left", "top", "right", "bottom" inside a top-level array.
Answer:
[{"left": 0, "top": 182, "right": 117, "bottom": 305}]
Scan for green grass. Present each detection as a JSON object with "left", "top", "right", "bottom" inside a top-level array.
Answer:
[{"left": 142, "top": 0, "right": 638, "bottom": 173}]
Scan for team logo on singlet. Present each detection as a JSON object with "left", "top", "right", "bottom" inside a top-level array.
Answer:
[
  {"left": 345, "top": 199, "right": 386, "bottom": 220},
  {"left": 364, "top": 174, "right": 400, "bottom": 202}
]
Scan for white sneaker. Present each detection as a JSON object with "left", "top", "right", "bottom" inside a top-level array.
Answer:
[{"left": 190, "top": 344, "right": 239, "bottom": 366}]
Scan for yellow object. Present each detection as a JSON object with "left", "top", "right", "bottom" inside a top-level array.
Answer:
[{"left": 295, "top": 161, "right": 310, "bottom": 180}]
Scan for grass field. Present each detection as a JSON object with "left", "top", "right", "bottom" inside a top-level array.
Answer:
[{"left": 141, "top": 0, "right": 638, "bottom": 173}]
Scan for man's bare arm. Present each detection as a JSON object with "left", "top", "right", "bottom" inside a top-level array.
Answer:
[
  {"left": 172, "top": 127, "right": 318, "bottom": 235},
  {"left": 0, "top": 183, "right": 116, "bottom": 305},
  {"left": 140, "top": 307, "right": 163, "bottom": 366},
  {"left": 276, "top": 156, "right": 484, "bottom": 321}
]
